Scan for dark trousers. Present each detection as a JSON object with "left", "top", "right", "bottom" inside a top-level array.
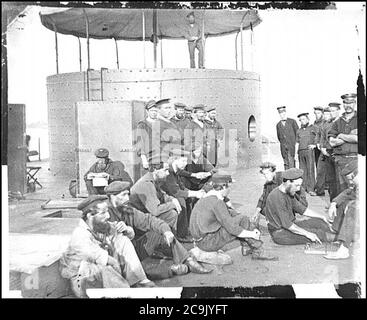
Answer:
[
  {"left": 298, "top": 149, "right": 316, "bottom": 192},
  {"left": 176, "top": 197, "right": 190, "bottom": 238},
  {"left": 207, "top": 141, "right": 219, "bottom": 167},
  {"left": 314, "top": 148, "right": 321, "bottom": 168},
  {"left": 196, "top": 214, "right": 255, "bottom": 252},
  {"left": 314, "top": 155, "right": 338, "bottom": 200},
  {"left": 334, "top": 155, "right": 357, "bottom": 196},
  {"left": 85, "top": 179, "right": 106, "bottom": 195},
  {"left": 134, "top": 231, "right": 189, "bottom": 265},
  {"left": 281, "top": 146, "right": 295, "bottom": 170},
  {"left": 269, "top": 218, "right": 332, "bottom": 245},
  {"left": 188, "top": 40, "right": 204, "bottom": 68}
]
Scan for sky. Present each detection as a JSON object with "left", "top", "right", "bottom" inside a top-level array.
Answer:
[{"left": 5, "top": 2, "right": 366, "bottom": 149}]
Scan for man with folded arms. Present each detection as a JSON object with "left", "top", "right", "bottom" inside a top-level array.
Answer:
[
  {"left": 265, "top": 168, "right": 335, "bottom": 245},
  {"left": 328, "top": 93, "right": 358, "bottom": 195}
]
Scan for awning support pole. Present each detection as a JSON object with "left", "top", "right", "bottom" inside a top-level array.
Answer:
[
  {"left": 153, "top": 9, "right": 158, "bottom": 68},
  {"left": 83, "top": 9, "right": 90, "bottom": 70},
  {"left": 52, "top": 23, "right": 59, "bottom": 74},
  {"left": 235, "top": 32, "right": 239, "bottom": 70},
  {"left": 240, "top": 22, "right": 243, "bottom": 71},
  {"left": 78, "top": 37, "right": 82, "bottom": 72},
  {"left": 142, "top": 10, "right": 146, "bottom": 68},
  {"left": 114, "top": 38, "right": 120, "bottom": 69},
  {"left": 250, "top": 22, "right": 254, "bottom": 71},
  {"left": 202, "top": 10, "right": 206, "bottom": 68},
  {"left": 160, "top": 37, "right": 163, "bottom": 68}
]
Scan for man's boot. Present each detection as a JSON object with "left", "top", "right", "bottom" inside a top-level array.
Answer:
[
  {"left": 184, "top": 257, "right": 213, "bottom": 274},
  {"left": 241, "top": 238, "right": 263, "bottom": 256},
  {"left": 242, "top": 238, "right": 278, "bottom": 261}
]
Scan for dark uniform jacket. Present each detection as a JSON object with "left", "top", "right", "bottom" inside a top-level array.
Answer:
[
  {"left": 320, "top": 119, "right": 335, "bottom": 151},
  {"left": 185, "top": 119, "right": 208, "bottom": 153},
  {"left": 296, "top": 123, "right": 317, "bottom": 151},
  {"left": 158, "top": 117, "right": 182, "bottom": 156},
  {"left": 129, "top": 172, "right": 176, "bottom": 216},
  {"left": 161, "top": 164, "right": 190, "bottom": 199},
  {"left": 135, "top": 118, "right": 159, "bottom": 160},
  {"left": 84, "top": 159, "right": 133, "bottom": 185},
  {"left": 328, "top": 112, "right": 358, "bottom": 155},
  {"left": 276, "top": 118, "right": 299, "bottom": 157},
  {"left": 265, "top": 187, "right": 308, "bottom": 231},
  {"left": 171, "top": 116, "right": 191, "bottom": 138},
  {"left": 184, "top": 22, "right": 202, "bottom": 41},
  {"left": 178, "top": 155, "right": 215, "bottom": 191},
  {"left": 205, "top": 118, "right": 224, "bottom": 141},
  {"left": 313, "top": 118, "right": 325, "bottom": 145},
  {"left": 257, "top": 172, "right": 308, "bottom": 215}
]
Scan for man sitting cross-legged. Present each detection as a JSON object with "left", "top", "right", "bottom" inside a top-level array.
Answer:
[
  {"left": 59, "top": 195, "right": 155, "bottom": 298},
  {"left": 105, "top": 181, "right": 213, "bottom": 276},
  {"left": 189, "top": 173, "right": 278, "bottom": 261},
  {"left": 265, "top": 168, "right": 336, "bottom": 245}
]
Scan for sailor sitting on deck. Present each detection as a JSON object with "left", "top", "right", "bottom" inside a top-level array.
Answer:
[
  {"left": 105, "top": 181, "right": 212, "bottom": 277},
  {"left": 59, "top": 195, "right": 156, "bottom": 298},
  {"left": 265, "top": 168, "right": 336, "bottom": 245},
  {"left": 251, "top": 161, "right": 308, "bottom": 228},
  {"left": 84, "top": 148, "right": 133, "bottom": 196},
  {"left": 324, "top": 160, "right": 359, "bottom": 260},
  {"left": 189, "top": 173, "right": 278, "bottom": 261}
]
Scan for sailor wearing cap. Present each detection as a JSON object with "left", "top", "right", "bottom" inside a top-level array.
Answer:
[
  {"left": 129, "top": 153, "right": 182, "bottom": 229},
  {"left": 171, "top": 102, "right": 191, "bottom": 140},
  {"left": 276, "top": 106, "right": 299, "bottom": 170},
  {"left": 328, "top": 93, "right": 358, "bottom": 195},
  {"left": 84, "top": 148, "right": 133, "bottom": 196},
  {"left": 189, "top": 172, "right": 278, "bottom": 260},
  {"left": 296, "top": 113, "right": 318, "bottom": 195},
  {"left": 313, "top": 107, "right": 325, "bottom": 166},
  {"left": 184, "top": 11, "right": 204, "bottom": 69},
  {"left": 59, "top": 195, "right": 156, "bottom": 297},
  {"left": 155, "top": 98, "right": 183, "bottom": 160},
  {"left": 265, "top": 168, "right": 335, "bottom": 245},
  {"left": 252, "top": 162, "right": 308, "bottom": 228},
  {"left": 185, "top": 104, "right": 209, "bottom": 160},
  {"left": 204, "top": 105, "right": 224, "bottom": 167},
  {"left": 325, "top": 159, "right": 359, "bottom": 260},
  {"left": 184, "top": 105, "right": 193, "bottom": 120},
  {"left": 328, "top": 102, "right": 341, "bottom": 121},
  {"left": 136, "top": 100, "right": 159, "bottom": 171}
]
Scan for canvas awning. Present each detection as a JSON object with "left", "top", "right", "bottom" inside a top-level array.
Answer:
[{"left": 40, "top": 8, "right": 262, "bottom": 40}]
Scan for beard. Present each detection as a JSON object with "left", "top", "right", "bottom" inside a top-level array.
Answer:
[
  {"left": 285, "top": 185, "right": 296, "bottom": 196},
  {"left": 97, "top": 164, "right": 107, "bottom": 170},
  {"left": 92, "top": 219, "right": 111, "bottom": 234}
]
